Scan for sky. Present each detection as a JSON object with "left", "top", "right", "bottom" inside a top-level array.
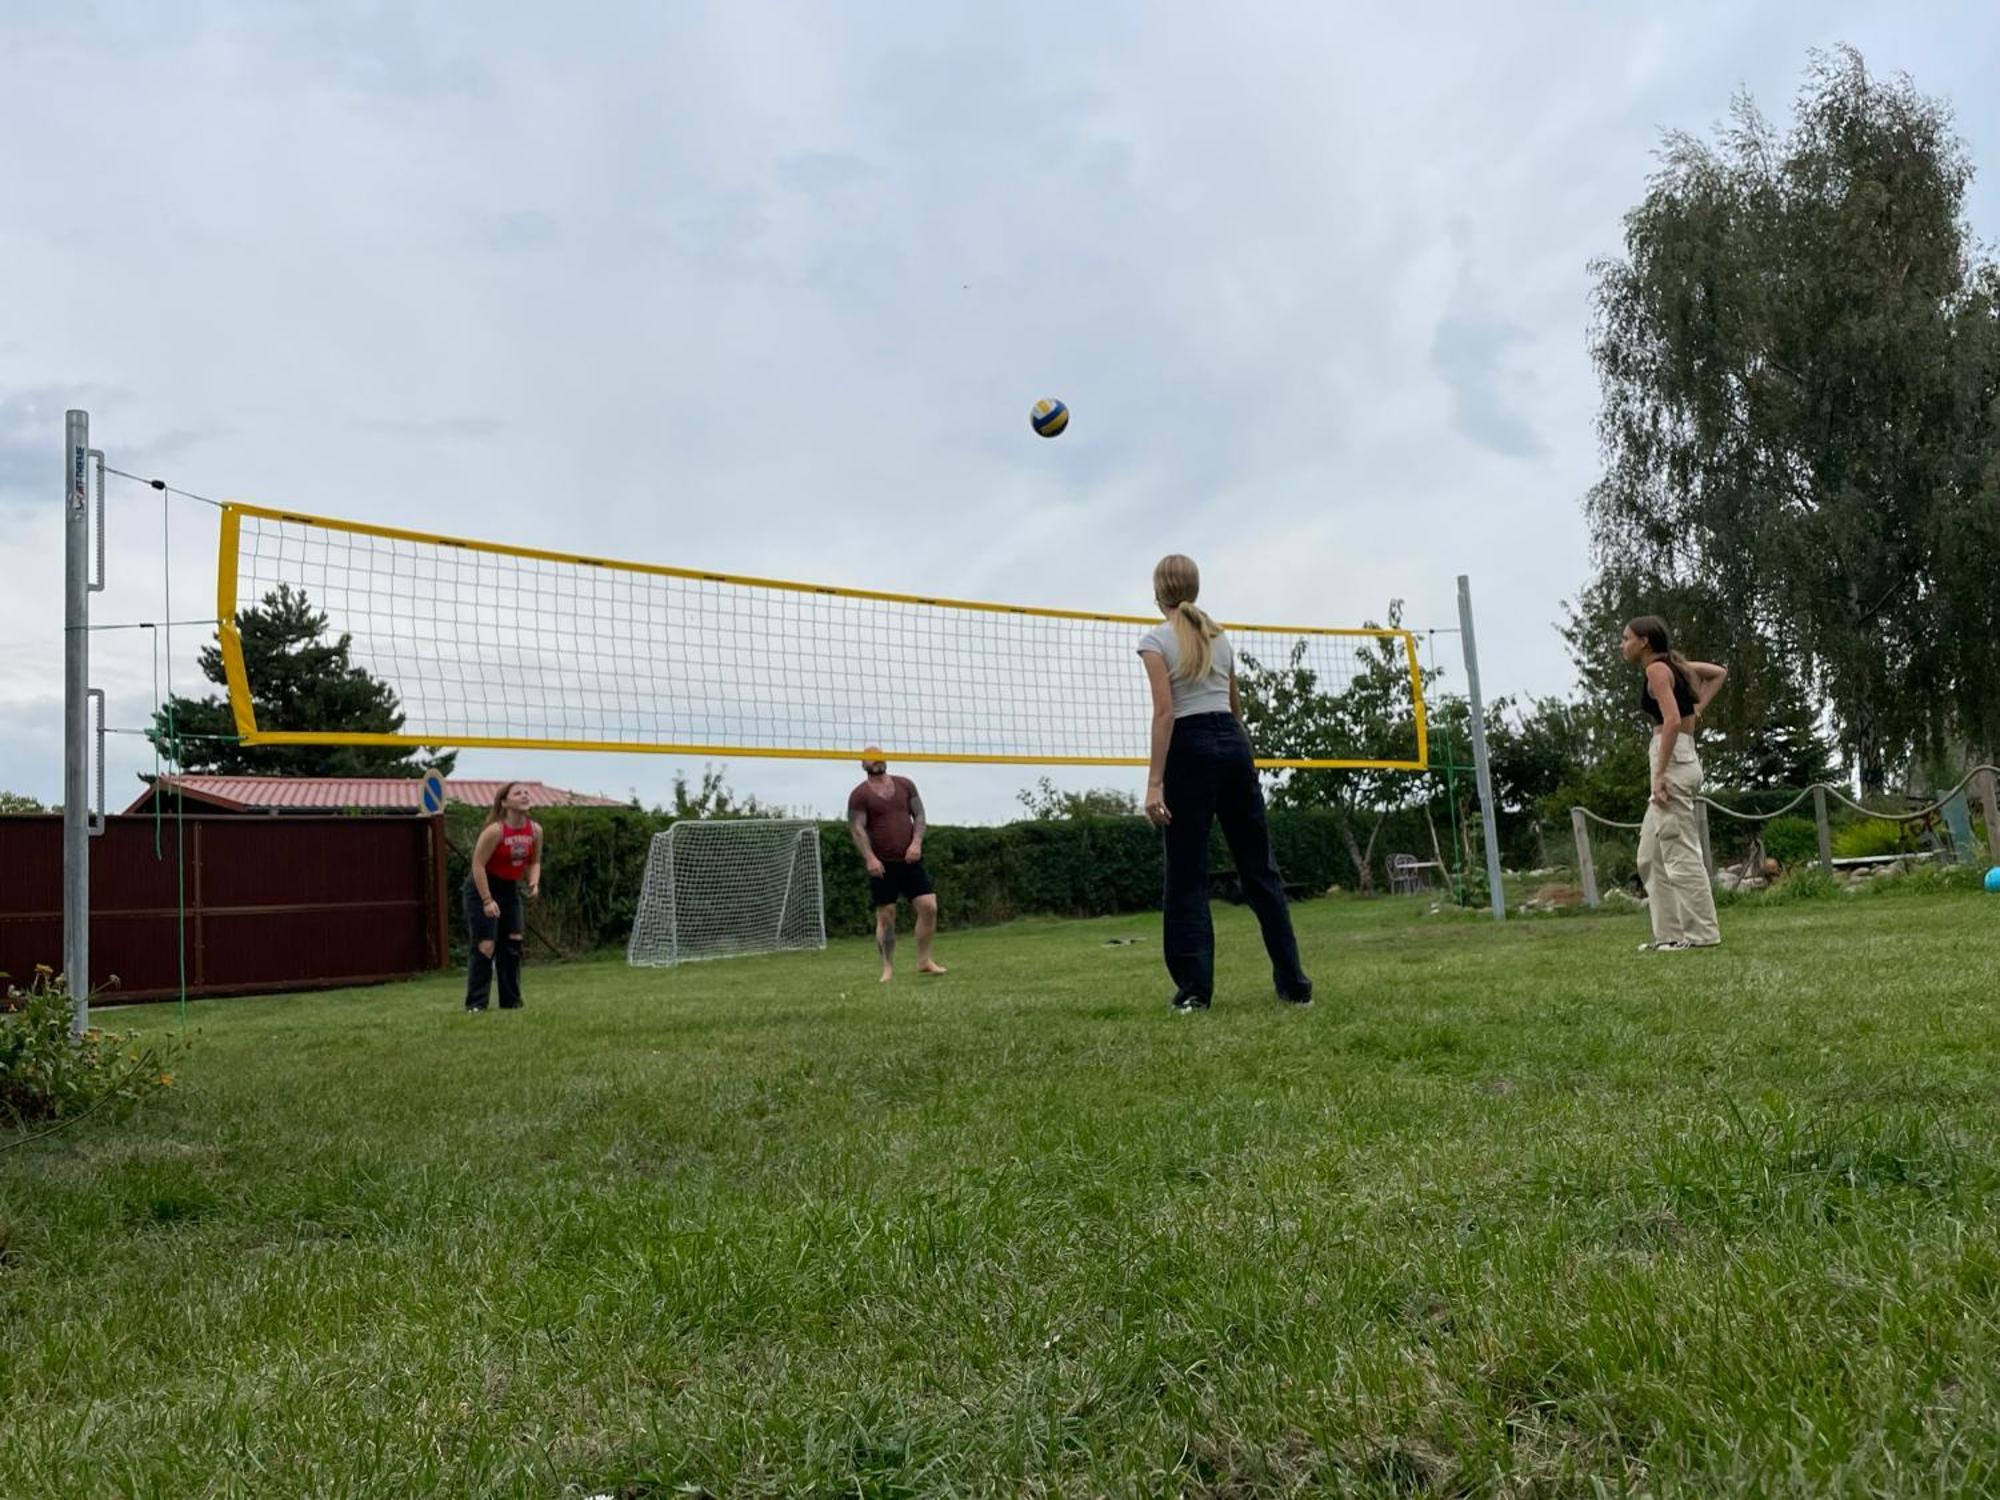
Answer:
[{"left": 3, "top": 1, "right": 1998, "bottom": 824}]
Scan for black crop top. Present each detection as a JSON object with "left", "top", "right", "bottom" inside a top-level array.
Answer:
[{"left": 1639, "top": 662, "right": 1697, "bottom": 724}]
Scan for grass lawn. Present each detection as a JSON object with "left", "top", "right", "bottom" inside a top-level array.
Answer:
[{"left": 5, "top": 888, "right": 2000, "bottom": 1497}]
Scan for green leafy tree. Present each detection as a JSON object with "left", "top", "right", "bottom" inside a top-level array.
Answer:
[
  {"left": 0, "top": 791, "right": 51, "bottom": 814},
  {"left": 1015, "top": 778, "right": 1140, "bottom": 820},
  {"left": 1238, "top": 603, "right": 1426, "bottom": 891},
  {"left": 1413, "top": 690, "right": 1621, "bottom": 873},
  {"left": 664, "top": 766, "right": 784, "bottom": 819},
  {"left": 153, "top": 584, "right": 456, "bottom": 777},
  {"left": 1584, "top": 47, "right": 2000, "bottom": 788},
  {"left": 1703, "top": 661, "right": 1841, "bottom": 791},
  {"left": 1534, "top": 729, "right": 1655, "bottom": 835}
]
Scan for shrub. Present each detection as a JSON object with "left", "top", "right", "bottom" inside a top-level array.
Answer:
[
  {"left": 1, "top": 969, "right": 177, "bottom": 1130},
  {"left": 1760, "top": 816, "right": 1821, "bottom": 867},
  {"left": 1831, "top": 817, "right": 1914, "bottom": 861},
  {"left": 1586, "top": 832, "right": 1641, "bottom": 893}
]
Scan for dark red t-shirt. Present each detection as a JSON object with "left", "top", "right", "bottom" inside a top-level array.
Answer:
[{"left": 848, "top": 776, "right": 918, "bottom": 861}]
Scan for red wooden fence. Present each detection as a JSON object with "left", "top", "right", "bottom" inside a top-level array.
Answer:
[{"left": 0, "top": 815, "right": 449, "bottom": 1004}]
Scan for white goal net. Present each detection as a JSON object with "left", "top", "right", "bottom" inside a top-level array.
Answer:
[{"left": 627, "top": 819, "right": 827, "bottom": 967}]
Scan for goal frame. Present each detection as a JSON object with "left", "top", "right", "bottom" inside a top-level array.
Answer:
[{"left": 626, "top": 818, "right": 827, "bottom": 968}]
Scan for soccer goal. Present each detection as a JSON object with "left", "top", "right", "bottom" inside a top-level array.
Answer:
[{"left": 627, "top": 819, "right": 827, "bottom": 967}]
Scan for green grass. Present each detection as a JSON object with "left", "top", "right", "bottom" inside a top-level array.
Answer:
[{"left": 5, "top": 891, "right": 2000, "bottom": 1497}]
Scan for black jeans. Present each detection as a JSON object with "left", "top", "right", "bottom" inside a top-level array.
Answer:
[
  {"left": 464, "top": 876, "right": 524, "bottom": 1009},
  {"left": 1160, "top": 713, "right": 1310, "bottom": 1000}
]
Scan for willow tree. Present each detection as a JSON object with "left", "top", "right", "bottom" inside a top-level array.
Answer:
[{"left": 1585, "top": 47, "right": 2000, "bottom": 787}]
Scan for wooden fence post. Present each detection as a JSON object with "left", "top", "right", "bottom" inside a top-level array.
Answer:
[
  {"left": 1978, "top": 768, "right": 2000, "bottom": 871},
  {"left": 1571, "top": 808, "right": 1600, "bottom": 909},
  {"left": 1813, "top": 785, "right": 1834, "bottom": 876}
]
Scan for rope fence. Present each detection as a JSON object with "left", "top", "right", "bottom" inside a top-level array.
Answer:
[{"left": 1569, "top": 765, "right": 2000, "bottom": 907}]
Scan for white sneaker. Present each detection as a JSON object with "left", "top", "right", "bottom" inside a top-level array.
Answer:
[{"left": 1654, "top": 939, "right": 1694, "bottom": 951}]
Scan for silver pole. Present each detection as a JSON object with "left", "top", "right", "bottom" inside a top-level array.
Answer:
[
  {"left": 1456, "top": 575, "right": 1506, "bottom": 922},
  {"left": 63, "top": 410, "right": 91, "bottom": 1037}
]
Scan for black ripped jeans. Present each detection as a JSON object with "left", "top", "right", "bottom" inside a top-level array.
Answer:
[
  {"left": 463, "top": 876, "right": 524, "bottom": 1010},
  {"left": 1159, "top": 713, "right": 1310, "bottom": 1001}
]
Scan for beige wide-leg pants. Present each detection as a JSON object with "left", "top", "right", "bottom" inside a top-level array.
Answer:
[{"left": 1636, "top": 735, "right": 1721, "bottom": 947}]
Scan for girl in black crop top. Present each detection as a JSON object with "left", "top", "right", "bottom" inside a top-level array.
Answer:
[
  {"left": 1620, "top": 616, "right": 1727, "bottom": 805},
  {"left": 1639, "top": 663, "right": 1697, "bottom": 724},
  {"left": 1621, "top": 615, "right": 1729, "bottom": 950}
]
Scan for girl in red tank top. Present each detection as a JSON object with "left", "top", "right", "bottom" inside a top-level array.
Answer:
[
  {"left": 486, "top": 819, "right": 540, "bottom": 883},
  {"left": 465, "top": 781, "right": 544, "bottom": 1011}
]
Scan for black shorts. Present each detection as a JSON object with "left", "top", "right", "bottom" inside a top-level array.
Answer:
[{"left": 868, "top": 858, "right": 935, "bottom": 908}]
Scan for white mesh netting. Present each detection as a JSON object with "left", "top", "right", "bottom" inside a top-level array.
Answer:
[
  {"left": 627, "top": 819, "right": 827, "bottom": 967},
  {"left": 220, "top": 504, "right": 1426, "bottom": 768}
]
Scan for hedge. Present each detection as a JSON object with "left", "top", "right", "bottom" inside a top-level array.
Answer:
[
  {"left": 442, "top": 805, "right": 1445, "bottom": 955},
  {"left": 1759, "top": 815, "right": 1821, "bottom": 867}
]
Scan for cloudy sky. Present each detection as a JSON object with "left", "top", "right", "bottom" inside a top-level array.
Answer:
[{"left": 4, "top": 2, "right": 1996, "bottom": 823}]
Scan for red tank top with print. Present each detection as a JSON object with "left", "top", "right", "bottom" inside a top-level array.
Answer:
[{"left": 486, "top": 818, "right": 540, "bottom": 882}]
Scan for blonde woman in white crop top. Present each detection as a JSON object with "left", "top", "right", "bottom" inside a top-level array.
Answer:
[{"left": 1137, "top": 554, "right": 1313, "bottom": 1013}]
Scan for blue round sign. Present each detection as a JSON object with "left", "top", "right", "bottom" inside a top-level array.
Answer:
[{"left": 419, "top": 770, "right": 446, "bottom": 816}]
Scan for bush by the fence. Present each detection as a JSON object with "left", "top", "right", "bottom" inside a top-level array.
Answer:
[
  {"left": 443, "top": 806, "right": 1424, "bottom": 953},
  {"left": 2, "top": 969, "right": 178, "bottom": 1126},
  {"left": 1831, "top": 817, "right": 1915, "bottom": 861},
  {"left": 1760, "top": 816, "right": 1821, "bottom": 867},
  {"left": 1589, "top": 832, "right": 1641, "bottom": 893}
]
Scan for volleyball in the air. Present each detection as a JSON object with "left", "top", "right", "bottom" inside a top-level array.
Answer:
[{"left": 1030, "top": 398, "right": 1069, "bottom": 438}]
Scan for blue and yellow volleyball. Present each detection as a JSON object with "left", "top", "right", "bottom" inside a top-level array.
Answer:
[{"left": 1030, "top": 398, "right": 1069, "bottom": 438}]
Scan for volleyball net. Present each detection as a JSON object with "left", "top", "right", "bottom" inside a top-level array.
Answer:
[{"left": 213, "top": 503, "right": 1428, "bottom": 769}]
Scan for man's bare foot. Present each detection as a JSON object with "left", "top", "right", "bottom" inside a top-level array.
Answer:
[
  {"left": 880, "top": 967, "right": 894, "bottom": 983},
  {"left": 917, "top": 960, "right": 948, "bottom": 975}
]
